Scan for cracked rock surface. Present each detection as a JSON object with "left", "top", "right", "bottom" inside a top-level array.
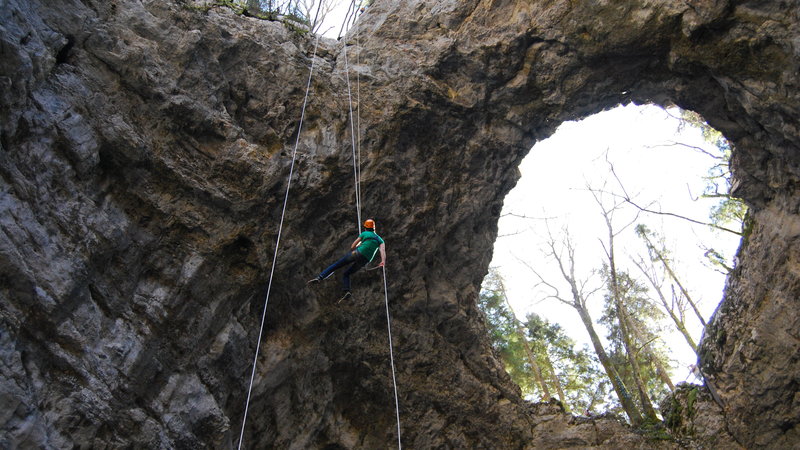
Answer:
[{"left": 1, "top": 0, "right": 799, "bottom": 448}]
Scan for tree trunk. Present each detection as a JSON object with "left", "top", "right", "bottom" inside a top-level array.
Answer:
[
  {"left": 518, "top": 329, "right": 552, "bottom": 401},
  {"left": 633, "top": 258, "right": 699, "bottom": 354},
  {"left": 608, "top": 241, "right": 660, "bottom": 423},
  {"left": 641, "top": 232, "right": 706, "bottom": 327},
  {"left": 575, "top": 305, "right": 643, "bottom": 425},
  {"left": 627, "top": 311, "right": 677, "bottom": 392},
  {"left": 649, "top": 351, "right": 676, "bottom": 392},
  {"left": 541, "top": 348, "right": 569, "bottom": 410},
  {"left": 599, "top": 207, "right": 660, "bottom": 423},
  {"left": 542, "top": 226, "right": 641, "bottom": 424}
]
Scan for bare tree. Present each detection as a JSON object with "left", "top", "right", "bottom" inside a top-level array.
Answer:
[
  {"left": 631, "top": 254, "right": 698, "bottom": 353},
  {"left": 589, "top": 186, "right": 660, "bottom": 423},
  {"left": 337, "top": 0, "right": 368, "bottom": 38},
  {"left": 523, "top": 225, "right": 644, "bottom": 425},
  {"left": 301, "top": 0, "right": 338, "bottom": 34},
  {"left": 631, "top": 321, "right": 675, "bottom": 391},
  {"left": 636, "top": 225, "right": 707, "bottom": 327}
]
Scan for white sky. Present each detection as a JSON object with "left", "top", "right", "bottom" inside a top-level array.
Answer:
[
  {"left": 490, "top": 103, "right": 741, "bottom": 383},
  {"left": 319, "top": 0, "right": 360, "bottom": 38}
]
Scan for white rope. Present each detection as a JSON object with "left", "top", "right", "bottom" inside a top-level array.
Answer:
[
  {"left": 237, "top": 32, "right": 322, "bottom": 450},
  {"left": 356, "top": 10, "right": 362, "bottom": 227},
  {"left": 343, "top": 6, "right": 402, "bottom": 448},
  {"left": 382, "top": 266, "right": 402, "bottom": 449},
  {"left": 342, "top": 19, "right": 362, "bottom": 233}
]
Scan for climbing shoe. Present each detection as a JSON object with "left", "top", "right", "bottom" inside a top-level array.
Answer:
[{"left": 336, "top": 291, "right": 352, "bottom": 304}]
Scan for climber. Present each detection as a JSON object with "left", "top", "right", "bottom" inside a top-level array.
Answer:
[{"left": 307, "top": 219, "right": 386, "bottom": 302}]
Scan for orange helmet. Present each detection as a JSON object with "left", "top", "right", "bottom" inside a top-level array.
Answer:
[{"left": 364, "top": 219, "right": 376, "bottom": 229}]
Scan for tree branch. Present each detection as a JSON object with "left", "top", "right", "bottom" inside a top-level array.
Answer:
[
  {"left": 501, "top": 212, "right": 556, "bottom": 221},
  {"left": 620, "top": 196, "right": 742, "bottom": 236},
  {"left": 644, "top": 141, "right": 723, "bottom": 160},
  {"left": 497, "top": 229, "right": 527, "bottom": 238}
]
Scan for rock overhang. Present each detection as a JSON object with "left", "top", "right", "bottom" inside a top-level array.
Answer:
[{"left": 1, "top": 0, "right": 799, "bottom": 448}]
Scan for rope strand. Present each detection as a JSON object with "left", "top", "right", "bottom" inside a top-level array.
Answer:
[
  {"left": 382, "top": 267, "right": 402, "bottom": 449},
  {"left": 356, "top": 12, "right": 362, "bottom": 224},
  {"left": 237, "top": 32, "right": 322, "bottom": 450},
  {"left": 236, "top": 7, "right": 399, "bottom": 448},
  {"left": 342, "top": 24, "right": 362, "bottom": 233},
  {"left": 343, "top": 8, "right": 401, "bottom": 448}
]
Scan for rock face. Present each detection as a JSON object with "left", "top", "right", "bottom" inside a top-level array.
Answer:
[
  {"left": 1, "top": 0, "right": 799, "bottom": 448},
  {"left": 660, "top": 383, "right": 740, "bottom": 448}
]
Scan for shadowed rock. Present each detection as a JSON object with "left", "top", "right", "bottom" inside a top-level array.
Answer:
[{"left": 1, "top": 0, "right": 798, "bottom": 448}]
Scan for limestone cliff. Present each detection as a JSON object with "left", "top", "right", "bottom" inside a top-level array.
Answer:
[{"left": 1, "top": 0, "right": 798, "bottom": 448}]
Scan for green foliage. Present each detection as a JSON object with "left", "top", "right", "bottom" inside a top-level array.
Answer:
[
  {"left": 679, "top": 111, "right": 730, "bottom": 156},
  {"left": 480, "top": 284, "right": 528, "bottom": 393},
  {"left": 479, "top": 271, "right": 515, "bottom": 348},
  {"left": 686, "top": 386, "right": 698, "bottom": 418},
  {"left": 479, "top": 270, "right": 537, "bottom": 394},
  {"left": 241, "top": 0, "right": 305, "bottom": 19},
  {"left": 709, "top": 197, "right": 747, "bottom": 229},
  {"left": 664, "top": 396, "right": 683, "bottom": 429},
  {"left": 479, "top": 269, "right": 613, "bottom": 413},
  {"left": 638, "top": 422, "right": 675, "bottom": 441},
  {"left": 599, "top": 266, "right": 668, "bottom": 346},
  {"left": 663, "top": 386, "right": 700, "bottom": 437},
  {"left": 524, "top": 313, "right": 612, "bottom": 414}
]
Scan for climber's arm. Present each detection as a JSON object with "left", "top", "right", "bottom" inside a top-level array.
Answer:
[{"left": 377, "top": 243, "right": 386, "bottom": 267}]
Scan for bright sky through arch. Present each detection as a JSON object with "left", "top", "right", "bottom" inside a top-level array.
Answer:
[
  {"left": 319, "top": 0, "right": 361, "bottom": 38},
  {"left": 489, "top": 103, "right": 741, "bottom": 383}
]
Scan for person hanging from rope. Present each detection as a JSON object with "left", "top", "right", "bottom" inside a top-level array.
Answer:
[{"left": 307, "top": 219, "right": 386, "bottom": 302}]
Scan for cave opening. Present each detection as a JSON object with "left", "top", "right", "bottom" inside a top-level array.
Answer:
[{"left": 479, "top": 102, "right": 744, "bottom": 417}]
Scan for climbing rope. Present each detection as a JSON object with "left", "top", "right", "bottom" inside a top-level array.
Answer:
[
  {"left": 382, "top": 266, "right": 402, "bottom": 449},
  {"left": 233, "top": 4, "right": 398, "bottom": 446},
  {"left": 342, "top": 7, "right": 402, "bottom": 448},
  {"left": 342, "top": 7, "right": 362, "bottom": 232},
  {"left": 237, "top": 32, "right": 323, "bottom": 450},
  {"left": 356, "top": 9, "right": 363, "bottom": 233}
]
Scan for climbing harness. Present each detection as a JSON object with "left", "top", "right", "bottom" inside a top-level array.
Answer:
[{"left": 237, "top": 31, "right": 323, "bottom": 450}]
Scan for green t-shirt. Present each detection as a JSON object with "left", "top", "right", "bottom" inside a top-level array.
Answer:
[{"left": 356, "top": 231, "right": 384, "bottom": 262}]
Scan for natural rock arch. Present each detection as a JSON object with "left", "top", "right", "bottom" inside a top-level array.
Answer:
[
  {"left": 352, "top": 1, "right": 798, "bottom": 446},
  {"left": 1, "top": 0, "right": 797, "bottom": 448}
]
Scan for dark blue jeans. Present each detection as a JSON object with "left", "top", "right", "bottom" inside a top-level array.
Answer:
[{"left": 318, "top": 250, "right": 368, "bottom": 291}]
